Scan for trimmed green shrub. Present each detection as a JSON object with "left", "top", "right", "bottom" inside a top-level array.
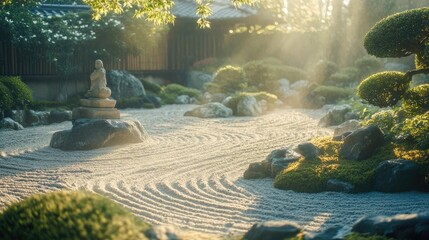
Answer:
[
  {"left": 275, "top": 65, "right": 307, "bottom": 82},
  {"left": 311, "top": 60, "right": 338, "bottom": 84},
  {"left": 311, "top": 85, "right": 353, "bottom": 104},
  {"left": 0, "top": 191, "right": 151, "bottom": 240},
  {"left": 354, "top": 55, "right": 384, "bottom": 74},
  {"left": 401, "top": 112, "right": 429, "bottom": 149},
  {"left": 0, "top": 76, "right": 33, "bottom": 109},
  {"left": 328, "top": 67, "right": 360, "bottom": 86},
  {"left": 361, "top": 110, "right": 396, "bottom": 139},
  {"left": 243, "top": 61, "right": 277, "bottom": 90},
  {"left": 402, "top": 84, "right": 429, "bottom": 115},
  {"left": 211, "top": 65, "right": 247, "bottom": 94},
  {"left": 139, "top": 78, "right": 161, "bottom": 94},
  {"left": 364, "top": 8, "right": 429, "bottom": 60},
  {"left": 357, "top": 71, "right": 410, "bottom": 107},
  {"left": 160, "top": 83, "right": 201, "bottom": 104},
  {"left": 0, "top": 82, "right": 13, "bottom": 110}
]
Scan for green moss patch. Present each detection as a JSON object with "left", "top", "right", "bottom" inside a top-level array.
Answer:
[
  {"left": 160, "top": 83, "right": 201, "bottom": 104},
  {"left": 273, "top": 137, "right": 429, "bottom": 193}
]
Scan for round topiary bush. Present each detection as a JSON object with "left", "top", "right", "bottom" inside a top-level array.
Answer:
[
  {"left": 364, "top": 7, "right": 429, "bottom": 61},
  {"left": 0, "top": 76, "right": 33, "bottom": 109},
  {"left": 357, "top": 71, "right": 410, "bottom": 107},
  {"left": 311, "top": 60, "right": 338, "bottom": 84},
  {"left": 212, "top": 65, "right": 247, "bottom": 94},
  {"left": 0, "top": 81, "right": 13, "bottom": 111},
  {"left": 0, "top": 191, "right": 151, "bottom": 240},
  {"left": 402, "top": 84, "right": 429, "bottom": 115},
  {"left": 243, "top": 61, "right": 276, "bottom": 89}
]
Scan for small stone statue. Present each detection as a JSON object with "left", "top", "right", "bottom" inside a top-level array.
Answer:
[{"left": 85, "top": 59, "right": 111, "bottom": 99}]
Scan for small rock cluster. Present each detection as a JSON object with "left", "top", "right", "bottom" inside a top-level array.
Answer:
[
  {"left": 243, "top": 144, "right": 317, "bottom": 179},
  {"left": 0, "top": 109, "right": 71, "bottom": 131},
  {"left": 242, "top": 213, "right": 429, "bottom": 240}
]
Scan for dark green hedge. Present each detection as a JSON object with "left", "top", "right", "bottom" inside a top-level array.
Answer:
[
  {"left": 357, "top": 71, "right": 410, "bottom": 107},
  {"left": 0, "top": 76, "right": 33, "bottom": 109},
  {"left": 0, "top": 191, "right": 151, "bottom": 240},
  {"left": 0, "top": 81, "right": 13, "bottom": 110}
]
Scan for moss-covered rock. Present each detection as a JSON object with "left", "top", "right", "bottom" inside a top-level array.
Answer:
[
  {"left": 0, "top": 191, "right": 151, "bottom": 240},
  {"left": 273, "top": 136, "right": 429, "bottom": 193},
  {"left": 357, "top": 71, "right": 410, "bottom": 107},
  {"left": 160, "top": 83, "right": 201, "bottom": 104}
]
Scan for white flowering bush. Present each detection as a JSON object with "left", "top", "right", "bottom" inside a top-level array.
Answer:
[{"left": 0, "top": 3, "right": 166, "bottom": 76}]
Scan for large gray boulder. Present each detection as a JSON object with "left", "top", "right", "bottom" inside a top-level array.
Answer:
[
  {"left": 318, "top": 104, "right": 352, "bottom": 127},
  {"left": 184, "top": 103, "right": 232, "bottom": 118},
  {"left": 374, "top": 159, "right": 424, "bottom": 192},
  {"left": 327, "top": 179, "right": 355, "bottom": 193},
  {"left": 107, "top": 70, "right": 146, "bottom": 100},
  {"left": 265, "top": 148, "right": 301, "bottom": 177},
  {"left": 24, "top": 110, "right": 50, "bottom": 127},
  {"left": 295, "top": 142, "right": 318, "bottom": 160},
  {"left": 7, "top": 110, "right": 25, "bottom": 126},
  {"left": 339, "top": 125, "right": 384, "bottom": 161},
  {"left": 187, "top": 70, "right": 213, "bottom": 90},
  {"left": 48, "top": 110, "right": 72, "bottom": 124},
  {"left": 0, "top": 117, "right": 24, "bottom": 130},
  {"left": 50, "top": 119, "right": 147, "bottom": 150},
  {"left": 237, "top": 95, "right": 262, "bottom": 116},
  {"left": 243, "top": 221, "right": 302, "bottom": 240},
  {"left": 352, "top": 213, "right": 429, "bottom": 239},
  {"left": 243, "top": 162, "right": 271, "bottom": 179},
  {"left": 333, "top": 119, "right": 360, "bottom": 137}
]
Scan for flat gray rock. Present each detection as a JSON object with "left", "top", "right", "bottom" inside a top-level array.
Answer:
[{"left": 50, "top": 119, "right": 147, "bottom": 150}]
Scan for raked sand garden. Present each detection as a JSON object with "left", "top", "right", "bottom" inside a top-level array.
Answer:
[{"left": 1, "top": 105, "right": 429, "bottom": 236}]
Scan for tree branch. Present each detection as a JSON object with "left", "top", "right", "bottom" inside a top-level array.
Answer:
[{"left": 404, "top": 68, "right": 429, "bottom": 79}]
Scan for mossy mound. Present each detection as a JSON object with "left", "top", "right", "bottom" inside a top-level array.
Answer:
[
  {"left": 160, "top": 83, "right": 201, "bottom": 104},
  {"left": 0, "top": 191, "right": 151, "bottom": 240},
  {"left": 273, "top": 137, "right": 429, "bottom": 193}
]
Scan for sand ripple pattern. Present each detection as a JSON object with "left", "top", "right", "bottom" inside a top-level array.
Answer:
[{"left": 1, "top": 105, "right": 429, "bottom": 236}]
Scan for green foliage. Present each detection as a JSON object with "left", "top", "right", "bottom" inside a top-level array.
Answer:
[
  {"left": 139, "top": 78, "right": 161, "bottom": 94},
  {"left": 415, "top": 45, "right": 429, "bottom": 69},
  {"left": 401, "top": 112, "right": 429, "bottom": 149},
  {"left": 354, "top": 55, "right": 384, "bottom": 77},
  {"left": 311, "top": 60, "right": 338, "bottom": 84},
  {"left": 243, "top": 60, "right": 306, "bottom": 95},
  {"left": 345, "top": 233, "right": 393, "bottom": 240},
  {"left": 364, "top": 7, "right": 429, "bottom": 59},
  {"left": 211, "top": 65, "right": 247, "bottom": 94},
  {"left": 357, "top": 71, "right": 410, "bottom": 107},
  {"left": 160, "top": 84, "right": 201, "bottom": 104},
  {"left": 402, "top": 84, "right": 429, "bottom": 115},
  {"left": 30, "top": 99, "right": 80, "bottom": 111},
  {"left": 0, "top": 191, "right": 151, "bottom": 240},
  {"left": 192, "top": 57, "right": 232, "bottom": 74},
  {"left": 328, "top": 67, "right": 359, "bottom": 86},
  {"left": 0, "top": 82, "right": 13, "bottom": 110},
  {"left": 310, "top": 85, "right": 353, "bottom": 104},
  {"left": 227, "top": 92, "right": 278, "bottom": 114},
  {"left": 0, "top": 76, "right": 33, "bottom": 109},
  {"left": 361, "top": 110, "right": 396, "bottom": 139}
]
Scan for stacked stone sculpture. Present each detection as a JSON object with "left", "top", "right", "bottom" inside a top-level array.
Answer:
[
  {"left": 72, "top": 59, "right": 120, "bottom": 120},
  {"left": 50, "top": 59, "right": 147, "bottom": 150}
]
